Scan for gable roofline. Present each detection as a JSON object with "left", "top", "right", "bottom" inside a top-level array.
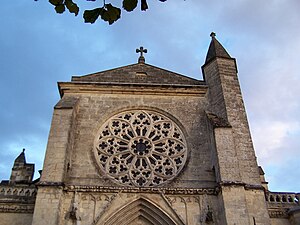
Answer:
[{"left": 71, "top": 62, "right": 202, "bottom": 84}]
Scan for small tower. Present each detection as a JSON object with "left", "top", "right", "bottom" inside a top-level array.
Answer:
[
  {"left": 9, "top": 148, "right": 35, "bottom": 184},
  {"left": 202, "top": 33, "right": 271, "bottom": 224}
]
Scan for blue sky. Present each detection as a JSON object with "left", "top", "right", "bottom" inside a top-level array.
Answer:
[{"left": 0, "top": 1, "right": 299, "bottom": 192}]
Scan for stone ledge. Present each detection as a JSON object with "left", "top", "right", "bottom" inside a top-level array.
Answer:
[
  {"left": 58, "top": 82, "right": 208, "bottom": 97},
  {"left": 218, "top": 181, "right": 264, "bottom": 190},
  {"left": 64, "top": 185, "right": 218, "bottom": 195},
  {"left": 0, "top": 203, "right": 35, "bottom": 214},
  {"left": 36, "top": 181, "right": 64, "bottom": 187},
  {"left": 0, "top": 185, "right": 37, "bottom": 198},
  {"left": 268, "top": 208, "right": 289, "bottom": 219}
]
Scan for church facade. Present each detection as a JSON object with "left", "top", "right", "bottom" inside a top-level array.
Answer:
[{"left": 1, "top": 34, "right": 299, "bottom": 225}]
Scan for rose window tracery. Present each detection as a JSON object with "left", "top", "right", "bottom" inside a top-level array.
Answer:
[{"left": 94, "top": 110, "right": 187, "bottom": 187}]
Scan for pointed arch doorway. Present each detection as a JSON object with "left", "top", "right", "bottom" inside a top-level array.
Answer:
[{"left": 101, "top": 198, "right": 180, "bottom": 225}]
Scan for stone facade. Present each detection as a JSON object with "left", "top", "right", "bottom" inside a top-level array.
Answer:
[{"left": 1, "top": 34, "right": 299, "bottom": 225}]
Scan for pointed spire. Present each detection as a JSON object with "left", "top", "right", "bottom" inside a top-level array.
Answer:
[
  {"left": 15, "top": 148, "right": 26, "bottom": 164},
  {"left": 205, "top": 32, "right": 231, "bottom": 63},
  {"left": 10, "top": 148, "right": 34, "bottom": 184}
]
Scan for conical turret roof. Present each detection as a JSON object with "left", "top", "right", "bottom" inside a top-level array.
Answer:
[
  {"left": 14, "top": 148, "right": 26, "bottom": 164},
  {"left": 205, "top": 32, "right": 231, "bottom": 63}
]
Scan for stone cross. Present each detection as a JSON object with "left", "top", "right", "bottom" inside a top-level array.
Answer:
[
  {"left": 210, "top": 32, "right": 216, "bottom": 38},
  {"left": 136, "top": 46, "right": 147, "bottom": 63}
]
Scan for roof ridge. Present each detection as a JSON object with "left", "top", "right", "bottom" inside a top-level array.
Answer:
[{"left": 70, "top": 63, "right": 202, "bottom": 85}]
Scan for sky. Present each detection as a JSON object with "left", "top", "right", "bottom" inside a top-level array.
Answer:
[{"left": 0, "top": 1, "right": 299, "bottom": 192}]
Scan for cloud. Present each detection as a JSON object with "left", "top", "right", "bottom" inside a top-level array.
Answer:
[
  {"left": 252, "top": 121, "right": 300, "bottom": 162},
  {"left": 0, "top": 1, "right": 299, "bottom": 193}
]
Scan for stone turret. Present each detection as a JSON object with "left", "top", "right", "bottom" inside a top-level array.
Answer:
[
  {"left": 202, "top": 33, "right": 271, "bottom": 224},
  {"left": 9, "top": 149, "right": 34, "bottom": 184}
]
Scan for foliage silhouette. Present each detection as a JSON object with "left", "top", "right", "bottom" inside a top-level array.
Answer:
[{"left": 37, "top": 0, "right": 167, "bottom": 25}]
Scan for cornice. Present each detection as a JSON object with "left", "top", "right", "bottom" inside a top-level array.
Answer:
[
  {"left": 268, "top": 208, "right": 289, "bottom": 218},
  {"left": 64, "top": 185, "right": 218, "bottom": 195},
  {"left": 58, "top": 82, "right": 208, "bottom": 97},
  {"left": 0, "top": 203, "right": 35, "bottom": 214}
]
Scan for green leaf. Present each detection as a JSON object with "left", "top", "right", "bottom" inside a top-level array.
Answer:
[
  {"left": 103, "top": 4, "right": 121, "bottom": 25},
  {"left": 100, "top": 8, "right": 110, "bottom": 23},
  {"left": 65, "top": 0, "right": 79, "bottom": 16},
  {"left": 49, "top": 0, "right": 63, "bottom": 6},
  {"left": 123, "top": 0, "right": 138, "bottom": 12},
  {"left": 55, "top": 4, "right": 65, "bottom": 14},
  {"left": 83, "top": 8, "right": 102, "bottom": 24}
]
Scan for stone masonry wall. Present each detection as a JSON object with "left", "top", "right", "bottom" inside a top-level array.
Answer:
[
  {"left": 32, "top": 186, "right": 64, "bottom": 225},
  {"left": 0, "top": 184, "right": 36, "bottom": 225},
  {"left": 203, "top": 58, "right": 271, "bottom": 225},
  {"left": 32, "top": 97, "right": 79, "bottom": 225},
  {"left": 0, "top": 213, "right": 33, "bottom": 225},
  {"left": 64, "top": 92, "right": 216, "bottom": 189},
  {"left": 53, "top": 190, "right": 221, "bottom": 225},
  {"left": 204, "top": 58, "right": 261, "bottom": 185},
  {"left": 32, "top": 87, "right": 224, "bottom": 224}
]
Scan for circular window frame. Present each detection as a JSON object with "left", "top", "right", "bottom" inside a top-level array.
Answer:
[{"left": 93, "top": 109, "right": 188, "bottom": 187}]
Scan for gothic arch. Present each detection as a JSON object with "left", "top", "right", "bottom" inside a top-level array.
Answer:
[{"left": 102, "top": 198, "right": 179, "bottom": 225}]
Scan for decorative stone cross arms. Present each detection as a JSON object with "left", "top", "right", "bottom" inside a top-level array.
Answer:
[{"left": 136, "top": 46, "right": 147, "bottom": 63}]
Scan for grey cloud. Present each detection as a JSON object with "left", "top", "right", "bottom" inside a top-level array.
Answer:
[{"left": 0, "top": 1, "right": 299, "bottom": 193}]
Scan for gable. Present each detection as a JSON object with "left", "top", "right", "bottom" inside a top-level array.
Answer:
[{"left": 71, "top": 63, "right": 203, "bottom": 85}]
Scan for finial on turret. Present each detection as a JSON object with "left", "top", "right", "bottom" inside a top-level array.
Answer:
[
  {"left": 205, "top": 32, "right": 232, "bottom": 64},
  {"left": 22, "top": 148, "right": 25, "bottom": 153},
  {"left": 210, "top": 32, "right": 216, "bottom": 38},
  {"left": 136, "top": 46, "right": 147, "bottom": 63}
]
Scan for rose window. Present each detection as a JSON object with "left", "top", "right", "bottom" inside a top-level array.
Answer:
[{"left": 94, "top": 110, "right": 187, "bottom": 187}]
